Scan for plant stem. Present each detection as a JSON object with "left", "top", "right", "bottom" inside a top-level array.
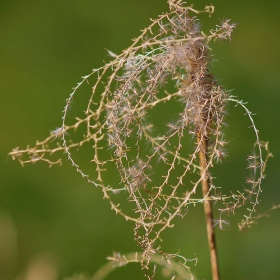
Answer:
[
  {"left": 198, "top": 134, "right": 220, "bottom": 280},
  {"left": 93, "top": 252, "right": 194, "bottom": 280}
]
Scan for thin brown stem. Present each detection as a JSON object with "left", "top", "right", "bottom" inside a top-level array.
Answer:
[{"left": 198, "top": 134, "right": 220, "bottom": 280}]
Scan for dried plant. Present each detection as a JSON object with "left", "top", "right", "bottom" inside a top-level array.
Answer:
[{"left": 10, "top": 1, "right": 272, "bottom": 279}]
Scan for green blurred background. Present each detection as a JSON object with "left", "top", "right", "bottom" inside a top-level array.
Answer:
[{"left": 1, "top": 1, "right": 280, "bottom": 279}]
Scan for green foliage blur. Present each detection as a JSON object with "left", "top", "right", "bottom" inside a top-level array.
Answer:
[{"left": 1, "top": 1, "right": 280, "bottom": 279}]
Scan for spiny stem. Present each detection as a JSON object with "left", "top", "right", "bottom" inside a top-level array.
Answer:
[{"left": 198, "top": 134, "right": 220, "bottom": 280}]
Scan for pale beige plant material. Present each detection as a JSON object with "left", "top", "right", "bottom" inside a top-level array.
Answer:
[{"left": 10, "top": 1, "right": 271, "bottom": 279}]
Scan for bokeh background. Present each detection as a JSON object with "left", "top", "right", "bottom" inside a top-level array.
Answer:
[{"left": 1, "top": 1, "right": 280, "bottom": 279}]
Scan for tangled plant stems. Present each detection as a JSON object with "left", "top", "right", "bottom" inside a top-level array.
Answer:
[{"left": 10, "top": 1, "right": 272, "bottom": 279}]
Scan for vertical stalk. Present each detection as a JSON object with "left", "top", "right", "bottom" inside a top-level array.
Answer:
[{"left": 198, "top": 134, "right": 220, "bottom": 280}]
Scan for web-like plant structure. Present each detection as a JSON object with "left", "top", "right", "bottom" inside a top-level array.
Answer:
[{"left": 10, "top": 1, "right": 271, "bottom": 278}]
